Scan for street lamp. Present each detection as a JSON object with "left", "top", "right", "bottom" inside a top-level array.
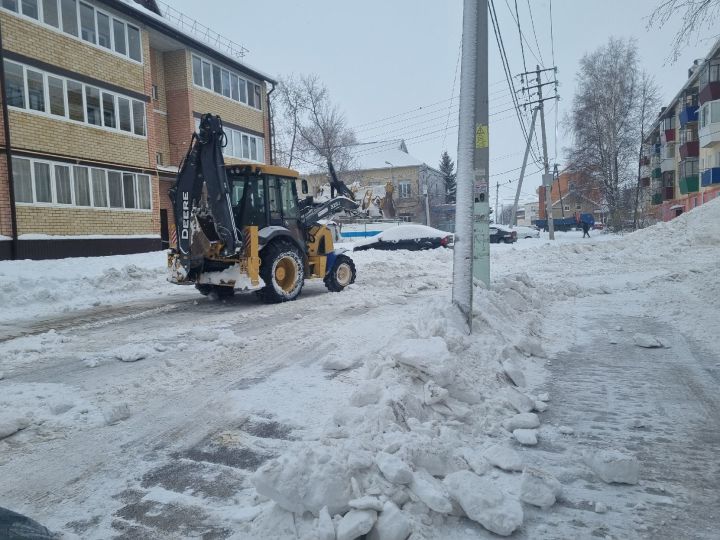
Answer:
[{"left": 384, "top": 160, "right": 394, "bottom": 187}]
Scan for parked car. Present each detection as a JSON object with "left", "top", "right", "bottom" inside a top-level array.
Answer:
[
  {"left": 513, "top": 225, "right": 540, "bottom": 239},
  {"left": 353, "top": 224, "right": 453, "bottom": 251},
  {"left": 490, "top": 224, "right": 517, "bottom": 244}
]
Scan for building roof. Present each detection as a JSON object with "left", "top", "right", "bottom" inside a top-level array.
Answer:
[
  {"left": 349, "top": 140, "right": 424, "bottom": 172},
  {"left": 110, "top": 0, "right": 276, "bottom": 84}
]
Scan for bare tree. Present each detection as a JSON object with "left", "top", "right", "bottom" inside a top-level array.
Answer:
[
  {"left": 566, "top": 38, "right": 660, "bottom": 230},
  {"left": 648, "top": 0, "right": 720, "bottom": 61},
  {"left": 633, "top": 72, "right": 661, "bottom": 229},
  {"left": 272, "top": 75, "right": 306, "bottom": 169},
  {"left": 295, "top": 75, "right": 357, "bottom": 175}
]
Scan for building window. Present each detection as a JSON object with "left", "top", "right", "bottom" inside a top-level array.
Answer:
[
  {"left": 575, "top": 204, "right": 582, "bottom": 210},
  {"left": 197, "top": 117, "right": 265, "bottom": 163},
  {"left": 191, "top": 54, "right": 263, "bottom": 110},
  {"left": 564, "top": 205, "right": 570, "bottom": 211},
  {"left": 2, "top": 0, "right": 142, "bottom": 62},
  {"left": 11, "top": 156, "right": 152, "bottom": 210},
  {"left": 399, "top": 181, "right": 411, "bottom": 198},
  {"left": 4, "top": 60, "right": 146, "bottom": 137},
  {"left": 151, "top": 84, "right": 158, "bottom": 101},
  {"left": 156, "top": 152, "right": 163, "bottom": 166}
]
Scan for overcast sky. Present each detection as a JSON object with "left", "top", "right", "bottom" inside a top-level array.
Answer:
[{"left": 168, "top": 0, "right": 719, "bottom": 206}]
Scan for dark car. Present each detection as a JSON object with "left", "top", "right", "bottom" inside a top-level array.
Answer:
[
  {"left": 353, "top": 224, "right": 453, "bottom": 251},
  {"left": 490, "top": 224, "right": 517, "bottom": 244}
]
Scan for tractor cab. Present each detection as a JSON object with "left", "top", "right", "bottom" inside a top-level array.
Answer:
[{"left": 225, "top": 163, "right": 305, "bottom": 250}]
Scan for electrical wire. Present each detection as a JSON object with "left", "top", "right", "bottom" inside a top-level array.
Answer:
[
  {"left": 442, "top": 40, "right": 462, "bottom": 150},
  {"left": 525, "top": 0, "right": 546, "bottom": 67}
]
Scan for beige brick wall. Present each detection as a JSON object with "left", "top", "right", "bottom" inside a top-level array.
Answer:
[
  {"left": 9, "top": 110, "right": 151, "bottom": 168},
  {"left": 0, "top": 11, "right": 146, "bottom": 93},
  {"left": 192, "top": 88, "right": 265, "bottom": 134},
  {"left": 16, "top": 206, "right": 155, "bottom": 235}
]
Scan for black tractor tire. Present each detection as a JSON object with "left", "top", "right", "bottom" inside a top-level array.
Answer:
[
  {"left": 259, "top": 240, "right": 305, "bottom": 303},
  {"left": 324, "top": 254, "right": 356, "bottom": 292}
]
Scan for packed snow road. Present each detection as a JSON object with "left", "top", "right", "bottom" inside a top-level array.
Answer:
[{"left": 1, "top": 204, "right": 719, "bottom": 539}]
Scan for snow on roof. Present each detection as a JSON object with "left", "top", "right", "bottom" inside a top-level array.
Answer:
[
  {"left": 349, "top": 141, "right": 424, "bottom": 172},
  {"left": 115, "top": 0, "right": 275, "bottom": 83}
]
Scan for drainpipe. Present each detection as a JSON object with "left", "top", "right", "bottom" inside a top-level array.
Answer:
[
  {"left": 0, "top": 20, "right": 18, "bottom": 260},
  {"left": 266, "top": 81, "right": 275, "bottom": 165}
]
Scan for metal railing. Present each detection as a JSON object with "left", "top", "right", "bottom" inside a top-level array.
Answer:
[{"left": 154, "top": 0, "right": 249, "bottom": 59}]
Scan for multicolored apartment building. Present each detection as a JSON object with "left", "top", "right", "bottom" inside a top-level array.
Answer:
[
  {"left": 0, "top": 0, "right": 274, "bottom": 259},
  {"left": 641, "top": 39, "right": 720, "bottom": 222}
]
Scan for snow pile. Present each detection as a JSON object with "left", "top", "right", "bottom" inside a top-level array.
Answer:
[
  {"left": 249, "top": 273, "right": 558, "bottom": 537},
  {"left": 0, "top": 251, "right": 190, "bottom": 325}
]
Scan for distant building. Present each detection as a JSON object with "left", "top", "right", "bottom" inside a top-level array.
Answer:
[
  {"left": 517, "top": 201, "right": 539, "bottom": 226},
  {"left": 537, "top": 169, "right": 605, "bottom": 223},
  {"left": 0, "top": 0, "right": 274, "bottom": 259},
  {"left": 303, "top": 141, "right": 445, "bottom": 225},
  {"left": 640, "top": 38, "right": 720, "bottom": 221}
]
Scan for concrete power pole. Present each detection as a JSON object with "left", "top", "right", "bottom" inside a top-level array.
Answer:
[
  {"left": 537, "top": 66, "right": 555, "bottom": 240},
  {"left": 452, "top": 0, "right": 490, "bottom": 330},
  {"left": 510, "top": 107, "right": 538, "bottom": 227}
]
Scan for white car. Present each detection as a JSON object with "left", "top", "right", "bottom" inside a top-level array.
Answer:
[{"left": 512, "top": 225, "right": 540, "bottom": 239}]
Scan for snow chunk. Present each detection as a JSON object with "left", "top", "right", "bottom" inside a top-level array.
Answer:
[
  {"left": 444, "top": 470, "right": 523, "bottom": 536},
  {"left": 104, "top": 403, "right": 131, "bottom": 425},
  {"left": 502, "top": 360, "right": 526, "bottom": 388},
  {"left": 323, "top": 354, "right": 361, "bottom": 371},
  {"left": 513, "top": 429, "right": 538, "bottom": 446},
  {"left": 501, "top": 387, "right": 535, "bottom": 413},
  {"left": 409, "top": 469, "right": 453, "bottom": 514},
  {"left": 594, "top": 502, "right": 608, "bottom": 513},
  {"left": 336, "top": 509, "right": 377, "bottom": 540},
  {"left": 389, "top": 337, "right": 455, "bottom": 386},
  {"left": 461, "top": 447, "right": 491, "bottom": 475},
  {"left": 633, "top": 333, "right": 666, "bottom": 348},
  {"left": 252, "top": 445, "right": 355, "bottom": 515},
  {"left": 113, "top": 343, "right": 153, "bottom": 362},
  {"left": 484, "top": 444, "right": 523, "bottom": 472},
  {"left": 368, "top": 501, "right": 411, "bottom": 540},
  {"left": 349, "top": 496, "right": 384, "bottom": 512},
  {"left": 349, "top": 381, "right": 383, "bottom": 407},
  {"left": 558, "top": 425, "right": 574, "bottom": 435},
  {"left": 520, "top": 468, "right": 561, "bottom": 509},
  {"left": 503, "top": 412, "right": 540, "bottom": 431},
  {"left": 537, "top": 392, "right": 549, "bottom": 402},
  {"left": 317, "top": 506, "right": 335, "bottom": 540},
  {"left": 0, "top": 415, "right": 31, "bottom": 440},
  {"left": 423, "top": 380, "right": 448, "bottom": 405},
  {"left": 584, "top": 449, "right": 640, "bottom": 484},
  {"left": 376, "top": 452, "right": 413, "bottom": 484}
]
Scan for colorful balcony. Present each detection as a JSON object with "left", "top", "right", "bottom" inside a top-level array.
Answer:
[
  {"left": 679, "top": 140, "right": 699, "bottom": 159},
  {"left": 640, "top": 156, "right": 650, "bottom": 166},
  {"left": 701, "top": 167, "right": 720, "bottom": 186},
  {"left": 663, "top": 186, "right": 675, "bottom": 200},
  {"left": 651, "top": 167, "right": 662, "bottom": 178},
  {"left": 679, "top": 105, "right": 699, "bottom": 127},
  {"left": 652, "top": 193, "right": 663, "bottom": 205},
  {"left": 641, "top": 177, "right": 651, "bottom": 187},
  {"left": 661, "top": 129, "right": 676, "bottom": 144},
  {"left": 699, "top": 82, "right": 720, "bottom": 105},
  {"left": 679, "top": 175, "right": 699, "bottom": 194}
]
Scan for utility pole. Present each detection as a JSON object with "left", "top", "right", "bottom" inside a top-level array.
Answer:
[
  {"left": 494, "top": 181, "right": 499, "bottom": 223},
  {"left": 536, "top": 65, "right": 555, "bottom": 240},
  {"left": 510, "top": 106, "right": 538, "bottom": 227},
  {"left": 554, "top": 163, "right": 565, "bottom": 218},
  {"left": 452, "top": 0, "right": 490, "bottom": 330}
]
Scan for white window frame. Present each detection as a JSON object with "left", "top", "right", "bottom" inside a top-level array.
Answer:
[
  {"left": 195, "top": 116, "right": 265, "bottom": 163},
  {"left": 4, "top": 59, "right": 147, "bottom": 139},
  {"left": 191, "top": 53, "right": 263, "bottom": 111},
  {"left": 1, "top": 0, "right": 143, "bottom": 64},
  {"left": 398, "top": 180, "right": 412, "bottom": 199},
  {"left": 12, "top": 155, "right": 152, "bottom": 211}
]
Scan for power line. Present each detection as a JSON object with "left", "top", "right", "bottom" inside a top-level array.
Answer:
[
  {"left": 525, "top": 0, "right": 546, "bottom": 66},
  {"left": 442, "top": 40, "right": 462, "bottom": 150},
  {"left": 513, "top": 0, "right": 528, "bottom": 74}
]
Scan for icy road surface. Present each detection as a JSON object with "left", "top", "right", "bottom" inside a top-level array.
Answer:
[{"left": 1, "top": 208, "right": 719, "bottom": 539}]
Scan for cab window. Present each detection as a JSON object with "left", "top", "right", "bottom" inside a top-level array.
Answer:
[
  {"left": 241, "top": 178, "right": 266, "bottom": 227},
  {"left": 280, "top": 178, "right": 299, "bottom": 219}
]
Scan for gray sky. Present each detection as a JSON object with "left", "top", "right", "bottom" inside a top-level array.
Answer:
[{"left": 169, "top": 0, "right": 719, "bottom": 206}]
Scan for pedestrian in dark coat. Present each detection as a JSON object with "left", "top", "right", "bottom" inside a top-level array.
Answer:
[{"left": 582, "top": 220, "right": 590, "bottom": 238}]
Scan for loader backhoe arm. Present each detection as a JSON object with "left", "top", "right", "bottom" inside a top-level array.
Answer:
[
  {"left": 168, "top": 114, "right": 239, "bottom": 270},
  {"left": 326, "top": 160, "right": 355, "bottom": 200}
]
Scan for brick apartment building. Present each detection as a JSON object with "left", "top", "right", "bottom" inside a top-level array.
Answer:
[
  {"left": 537, "top": 169, "right": 605, "bottom": 222},
  {"left": 0, "top": 0, "right": 274, "bottom": 259},
  {"left": 640, "top": 39, "right": 720, "bottom": 221}
]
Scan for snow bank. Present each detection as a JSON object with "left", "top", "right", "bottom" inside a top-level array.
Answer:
[{"left": 0, "top": 251, "right": 191, "bottom": 325}]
